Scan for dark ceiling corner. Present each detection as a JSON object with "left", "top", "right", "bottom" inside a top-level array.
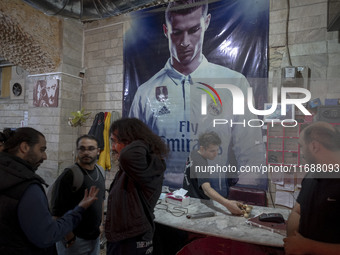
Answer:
[{"left": 21, "top": 0, "right": 169, "bottom": 22}]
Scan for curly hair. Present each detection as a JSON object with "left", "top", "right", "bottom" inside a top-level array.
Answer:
[{"left": 110, "top": 118, "right": 169, "bottom": 159}]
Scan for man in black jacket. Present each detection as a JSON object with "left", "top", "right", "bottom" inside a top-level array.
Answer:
[
  {"left": 0, "top": 127, "right": 99, "bottom": 255},
  {"left": 284, "top": 122, "right": 340, "bottom": 255},
  {"left": 105, "top": 118, "right": 169, "bottom": 255}
]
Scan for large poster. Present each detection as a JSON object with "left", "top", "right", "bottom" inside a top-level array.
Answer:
[{"left": 123, "top": 0, "right": 269, "bottom": 192}]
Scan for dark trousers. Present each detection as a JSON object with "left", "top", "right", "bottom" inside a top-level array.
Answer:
[{"left": 106, "top": 235, "right": 153, "bottom": 255}]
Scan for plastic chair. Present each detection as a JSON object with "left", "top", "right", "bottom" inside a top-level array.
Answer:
[{"left": 228, "top": 186, "right": 267, "bottom": 206}]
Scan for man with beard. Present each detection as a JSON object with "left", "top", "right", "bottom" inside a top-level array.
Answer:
[
  {"left": 0, "top": 128, "right": 99, "bottom": 255},
  {"left": 283, "top": 122, "right": 340, "bottom": 255},
  {"left": 45, "top": 79, "right": 59, "bottom": 107},
  {"left": 50, "top": 135, "right": 105, "bottom": 255}
]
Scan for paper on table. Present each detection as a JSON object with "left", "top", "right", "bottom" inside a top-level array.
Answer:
[
  {"left": 276, "top": 172, "right": 295, "bottom": 191},
  {"left": 276, "top": 183, "right": 294, "bottom": 192},
  {"left": 173, "top": 188, "right": 188, "bottom": 198},
  {"left": 275, "top": 191, "right": 295, "bottom": 208}
]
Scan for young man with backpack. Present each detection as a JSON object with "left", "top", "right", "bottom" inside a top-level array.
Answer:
[{"left": 50, "top": 135, "right": 106, "bottom": 255}]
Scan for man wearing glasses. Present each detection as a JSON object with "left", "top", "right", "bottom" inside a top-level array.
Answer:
[{"left": 50, "top": 135, "right": 106, "bottom": 255}]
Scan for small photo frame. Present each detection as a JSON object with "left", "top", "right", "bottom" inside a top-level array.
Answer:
[
  {"left": 263, "top": 103, "right": 295, "bottom": 122},
  {"left": 33, "top": 79, "right": 60, "bottom": 107}
]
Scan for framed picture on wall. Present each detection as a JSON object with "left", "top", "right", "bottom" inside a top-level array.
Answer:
[
  {"left": 263, "top": 103, "right": 295, "bottom": 122},
  {"left": 33, "top": 79, "right": 59, "bottom": 107}
]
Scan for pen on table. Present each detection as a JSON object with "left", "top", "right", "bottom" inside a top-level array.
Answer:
[{"left": 186, "top": 212, "right": 216, "bottom": 219}]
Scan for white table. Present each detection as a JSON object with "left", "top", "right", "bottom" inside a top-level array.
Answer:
[{"left": 154, "top": 197, "right": 290, "bottom": 248}]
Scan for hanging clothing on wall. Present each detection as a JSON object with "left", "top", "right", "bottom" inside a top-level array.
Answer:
[
  {"left": 88, "top": 112, "right": 105, "bottom": 150},
  {"left": 98, "top": 111, "right": 121, "bottom": 170},
  {"left": 98, "top": 112, "right": 111, "bottom": 170}
]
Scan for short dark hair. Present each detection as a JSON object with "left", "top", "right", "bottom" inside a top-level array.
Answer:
[
  {"left": 198, "top": 131, "right": 221, "bottom": 149},
  {"left": 303, "top": 122, "right": 340, "bottom": 151},
  {"left": 76, "top": 134, "right": 99, "bottom": 148},
  {"left": 0, "top": 128, "right": 12, "bottom": 143},
  {"left": 0, "top": 133, "right": 4, "bottom": 143},
  {"left": 4, "top": 127, "right": 45, "bottom": 154},
  {"left": 110, "top": 118, "right": 169, "bottom": 158},
  {"left": 165, "top": 0, "right": 208, "bottom": 24}
]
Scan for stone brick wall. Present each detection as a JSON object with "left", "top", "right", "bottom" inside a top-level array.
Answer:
[
  {"left": 269, "top": 0, "right": 340, "bottom": 98},
  {"left": 0, "top": 2, "right": 84, "bottom": 185},
  {"left": 82, "top": 17, "right": 124, "bottom": 123},
  {"left": 82, "top": 16, "right": 125, "bottom": 185},
  {"left": 0, "top": 0, "right": 61, "bottom": 73},
  {"left": 267, "top": 0, "right": 340, "bottom": 207}
]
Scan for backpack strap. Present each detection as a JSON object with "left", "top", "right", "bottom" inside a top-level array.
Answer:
[
  {"left": 68, "top": 164, "right": 105, "bottom": 191},
  {"left": 95, "top": 164, "right": 105, "bottom": 181},
  {"left": 67, "top": 164, "right": 84, "bottom": 192},
  {"left": 47, "top": 165, "right": 83, "bottom": 211},
  {"left": 64, "top": 163, "right": 105, "bottom": 193}
]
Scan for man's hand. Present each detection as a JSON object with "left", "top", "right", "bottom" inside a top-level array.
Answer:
[
  {"left": 286, "top": 203, "right": 301, "bottom": 237},
  {"left": 224, "top": 200, "right": 243, "bottom": 215},
  {"left": 78, "top": 186, "right": 99, "bottom": 209},
  {"left": 201, "top": 182, "right": 243, "bottom": 216},
  {"left": 99, "top": 223, "right": 105, "bottom": 237},
  {"left": 283, "top": 231, "right": 308, "bottom": 255},
  {"left": 63, "top": 232, "right": 76, "bottom": 248}
]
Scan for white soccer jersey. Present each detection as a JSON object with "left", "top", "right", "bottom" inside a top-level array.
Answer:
[{"left": 129, "top": 56, "right": 266, "bottom": 192}]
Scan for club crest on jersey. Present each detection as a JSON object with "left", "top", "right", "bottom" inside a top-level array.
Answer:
[
  {"left": 156, "top": 86, "right": 168, "bottom": 102},
  {"left": 208, "top": 99, "right": 223, "bottom": 116}
]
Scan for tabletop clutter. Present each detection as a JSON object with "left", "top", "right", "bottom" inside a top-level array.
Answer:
[
  {"left": 164, "top": 188, "right": 191, "bottom": 207},
  {"left": 161, "top": 188, "right": 286, "bottom": 227},
  {"left": 163, "top": 187, "right": 254, "bottom": 218},
  {"left": 238, "top": 204, "right": 253, "bottom": 218},
  {"left": 157, "top": 187, "right": 289, "bottom": 247}
]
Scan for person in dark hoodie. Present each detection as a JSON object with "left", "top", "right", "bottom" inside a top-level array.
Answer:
[
  {"left": 0, "top": 127, "right": 99, "bottom": 255},
  {"left": 105, "top": 118, "right": 169, "bottom": 255}
]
